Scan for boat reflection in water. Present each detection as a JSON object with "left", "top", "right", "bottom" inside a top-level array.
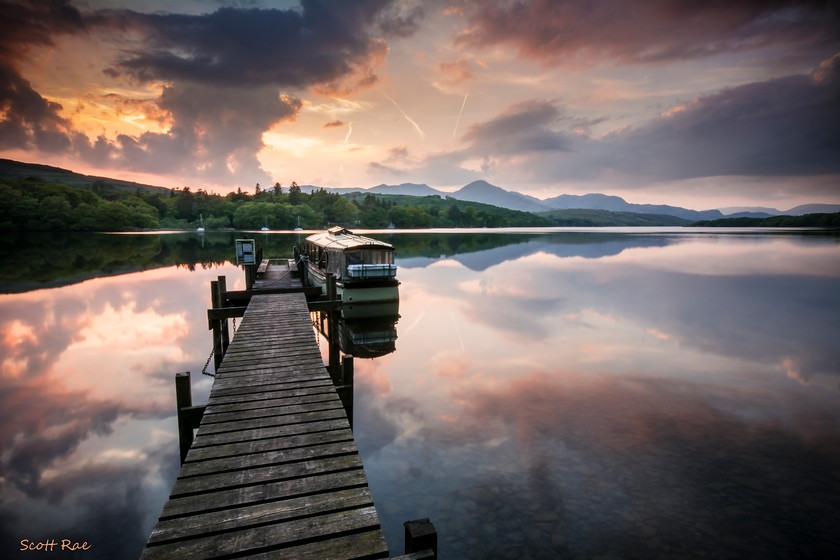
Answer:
[
  {"left": 315, "top": 301, "right": 399, "bottom": 361},
  {"left": 314, "top": 297, "right": 399, "bottom": 428}
]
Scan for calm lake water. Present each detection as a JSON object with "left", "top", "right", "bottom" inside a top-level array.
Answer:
[{"left": 1, "top": 229, "right": 839, "bottom": 559}]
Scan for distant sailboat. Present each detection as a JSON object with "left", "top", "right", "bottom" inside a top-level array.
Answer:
[
  {"left": 197, "top": 214, "right": 205, "bottom": 232},
  {"left": 294, "top": 216, "right": 302, "bottom": 231},
  {"left": 261, "top": 217, "right": 269, "bottom": 231}
]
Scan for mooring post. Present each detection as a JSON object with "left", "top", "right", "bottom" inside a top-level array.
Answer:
[
  {"left": 326, "top": 272, "right": 336, "bottom": 301},
  {"left": 175, "top": 371, "right": 193, "bottom": 465},
  {"left": 404, "top": 518, "right": 437, "bottom": 559},
  {"left": 338, "top": 354, "right": 354, "bottom": 428},
  {"left": 217, "top": 275, "right": 229, "bottom": 352},
  {"left": 244, "top": 264, "right": 255, "bottom": 291},
  {"left": 210, "top": 280, "right": 224, "bottom": 371},
  {"left": 325, "top": 273, "right": 340, "bottom": 377},
  {"left": 342, "top": 354, "right": 354, "bottom": 387}
]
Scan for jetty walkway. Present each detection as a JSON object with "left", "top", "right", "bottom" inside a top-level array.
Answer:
[{"left": 140, "top": 259, "right": 397, "bottom": 559}]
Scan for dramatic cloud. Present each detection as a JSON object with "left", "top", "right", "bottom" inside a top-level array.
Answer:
[
  {"left": 74, "top": 84, "right": 303, "bottom": 183},
  {"left": 406, "top": 54, "right": 840, "bottom": 190},
  {"left": 99, "top": 1, "right": 399, "bottom": 91},
  {"left": 599, "top": 57, "right": 840, "bottom": 181},
  {"left": 461, "top": 99, "right": 574, "bottom": 155},
  {"left": 457, "top": 0, "right": 840, "bottom": 66},
  {"left": 0, "top": 0, "right": 84, "bottom": 153},
  {"left": 323, "top": 119, "right": 346, "bottom": 128},
  {"left": 1, "top": 0, "right": 421, "bottom": 186}
]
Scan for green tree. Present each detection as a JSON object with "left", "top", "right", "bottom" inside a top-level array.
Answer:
[
  {"left": 360, "top": 207, "right": 389, "bottom": 228},
  {"left": 462, "top": 205, "right": 477, "bottom": 227},
  {"left": 390, "top": 206, "right": 432, "bottom": 228},
  {"left": 326, "top": 197, "right": 359, "bottom": 225},
  {"left": 39, "top": 196, "right": 73, "bottom": 231},
  {"left": 288, "top": 182, "right": 304, "bottom": 205}
]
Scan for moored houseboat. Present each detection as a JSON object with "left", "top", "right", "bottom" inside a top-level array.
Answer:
[{"left": 298, "top": 226, "right": 399, "bottom": 317}]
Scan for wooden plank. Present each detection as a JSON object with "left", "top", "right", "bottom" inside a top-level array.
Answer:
[
  {"left": 161, "top": 469, "right": 369, "bottom": 518},
  {"left": 178, "top": 440, "right": 359, "bottom": 478},
  {"left": 142, "top": 507, "right": 385, "bottom": 560},
  {"left": 191, "top": 418, "right": 350, "bottom": 449},
  {"left": 147, "top": 486, "right": 375, "bottom": 545},
  {"left": 170, "top": 454, "right": 364, "bottom": 497},
  {"left": 186, "top": 428, "right": 353, "bottom": 461},
  {"left": 236, "top": 531, "right": 389, "bottom": 560},
  {"left": 203, "top": 393, "right": 339, "bottom": 417},
  {"left": 197, "top": 400, "right": 343, "bottom": 426},
  {"left": 208, "top": 383, "right": 335, "bottom": 405}
]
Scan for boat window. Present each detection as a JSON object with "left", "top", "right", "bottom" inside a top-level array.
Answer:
[{"left": 345, "top": 250, "right": 393, "bottom": 267}]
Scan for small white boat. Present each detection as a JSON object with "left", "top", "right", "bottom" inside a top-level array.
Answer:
[
  {"left": 294, "top": 216, "right": 302, "bottom": 231},
  {"left": 299, "top": 226, "right": 398, "bottom": 317},
  {"left": 261, "top": 218, "right": 269, "bottom": 231},
  {"left": 197, "top": 214, "right": 205, "bottom": 232}
]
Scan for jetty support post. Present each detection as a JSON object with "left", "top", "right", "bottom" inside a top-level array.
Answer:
[
  {"left": 244, "top": 264, "right": 255, "bottom": 291},
  {"left": 210, "top": 280, "right": 224, "bottom": 372},
  {"left": 337, "top": 354, "right": 354, "bottom": 428},
  {"left": 325, "top": 273, "right": 340, "bottom": 377},
  {"left": 175, "top": 371, "right": 205, "bottom": 465},
  {"left": 404, "top": 518, "right": 437, "bottom": 560},
  {"left": 217, "top": 276, "right": 229, "bottom": 353}
]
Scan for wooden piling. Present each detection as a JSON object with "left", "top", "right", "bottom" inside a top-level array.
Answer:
[
  {"left": 337, "top": 354, "right": 354, "bottom": 428},
  {"left": 217, "top": 275, "right": 229, "bottom": 353},
  {"left": 175, "top": 372, "right": 193, "bottom": 465},
  {"left": 326, "top": 273, "right": 340, "bottom": 376},
  {"left": 404, "top": 518, "right": 437, "bottom": 559},
  {"left": 210, "top": 280, "right": 224, "bottom": 372}
]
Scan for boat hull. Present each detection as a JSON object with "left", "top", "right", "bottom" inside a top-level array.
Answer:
[{"left": 305, "top": 263, "right": 399, "bottom": 319}]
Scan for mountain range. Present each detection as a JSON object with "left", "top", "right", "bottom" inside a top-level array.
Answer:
[
  {"left": 3, "top": 158, "right": 837, "bottom": 220},
  {"left": 303, "top": 179, "right": 840, "bottom": 220}
]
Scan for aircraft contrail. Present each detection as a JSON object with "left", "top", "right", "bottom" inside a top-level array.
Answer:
[
  {"left": 451, "top": 311, "right": 465, "bottom": 351},
  {"left": 344, "top": 122, "right": 352, "bottom": 146},
  {"left": 451, "top": 91, "right": 468, "bottom": 140},
  {"left": 383, "top": 93, "right": 425, "bottom": 139}
]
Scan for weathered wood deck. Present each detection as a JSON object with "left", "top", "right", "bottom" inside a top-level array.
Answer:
[{"left": 140, "top": 267, "right": 389, "bottom": 559}]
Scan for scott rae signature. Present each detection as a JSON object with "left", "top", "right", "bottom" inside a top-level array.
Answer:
[{"left": 19, "top": 539, "right": 91, "bottom": 552}]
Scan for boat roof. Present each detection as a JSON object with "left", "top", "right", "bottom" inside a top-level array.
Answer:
[{"left": 305, "top": 226, "right": 394, "bottom": 251}]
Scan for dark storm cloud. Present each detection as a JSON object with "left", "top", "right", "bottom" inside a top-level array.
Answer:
[
  {"left": 457, "top": 0, "right": 840, "bottom": 66},
  {"left": 100, "top": 0, "right": 403, "bottom": 90},
  {"left": 428, "top": 54, "right": 840, "bottom": 186},
  {"left": 88, "top": 1, "right": 408, "bottom": 183},
  {"left": 601, "top": 56, "right": 840, "bottom": 180},
  {"left": 460, "top": 99, "right": 574, "bottom": 155},
  {"left": 0, "top": 0, "right": 84, "bottom": 152},
  {"left": 73, "top": 83, "right": 303, "bottom": 183}
]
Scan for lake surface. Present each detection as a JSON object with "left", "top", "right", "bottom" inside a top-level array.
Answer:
[{"left": 1, "top": 229, "right": 838, "bottom": 559}]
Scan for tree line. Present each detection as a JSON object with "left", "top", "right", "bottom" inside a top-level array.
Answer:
[
  {"left": 0, "top": 177, "right": 552, "bottom": 232},
  {"left": 690, "top": 213, "right": 840, "bottom": 227}
]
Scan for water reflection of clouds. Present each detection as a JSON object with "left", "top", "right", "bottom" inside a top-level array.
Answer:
[
  {"left": 357, "top": 363, "right": 840, "bottom": 557},
  {"left": 0, "top": 263, "right": 240, "bottom": 556},
  {"left": 428, "top": 238, "right": 840, "bottom": 386},
  {"left": 358, "top": 233, "right": 840, "bottom": 556}
]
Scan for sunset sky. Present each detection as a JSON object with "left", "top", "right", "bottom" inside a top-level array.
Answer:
[{"left": 1, "top": 0, "right": 839, "bottom": 209}]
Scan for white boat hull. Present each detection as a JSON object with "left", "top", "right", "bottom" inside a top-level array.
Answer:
[{"left": 305, "top": 263, "right": 399, "bottom": 318}]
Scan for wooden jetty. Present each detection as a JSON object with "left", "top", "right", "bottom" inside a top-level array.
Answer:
[{"left": 141, "top": 256, "right": 435, "bottom": 560}]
